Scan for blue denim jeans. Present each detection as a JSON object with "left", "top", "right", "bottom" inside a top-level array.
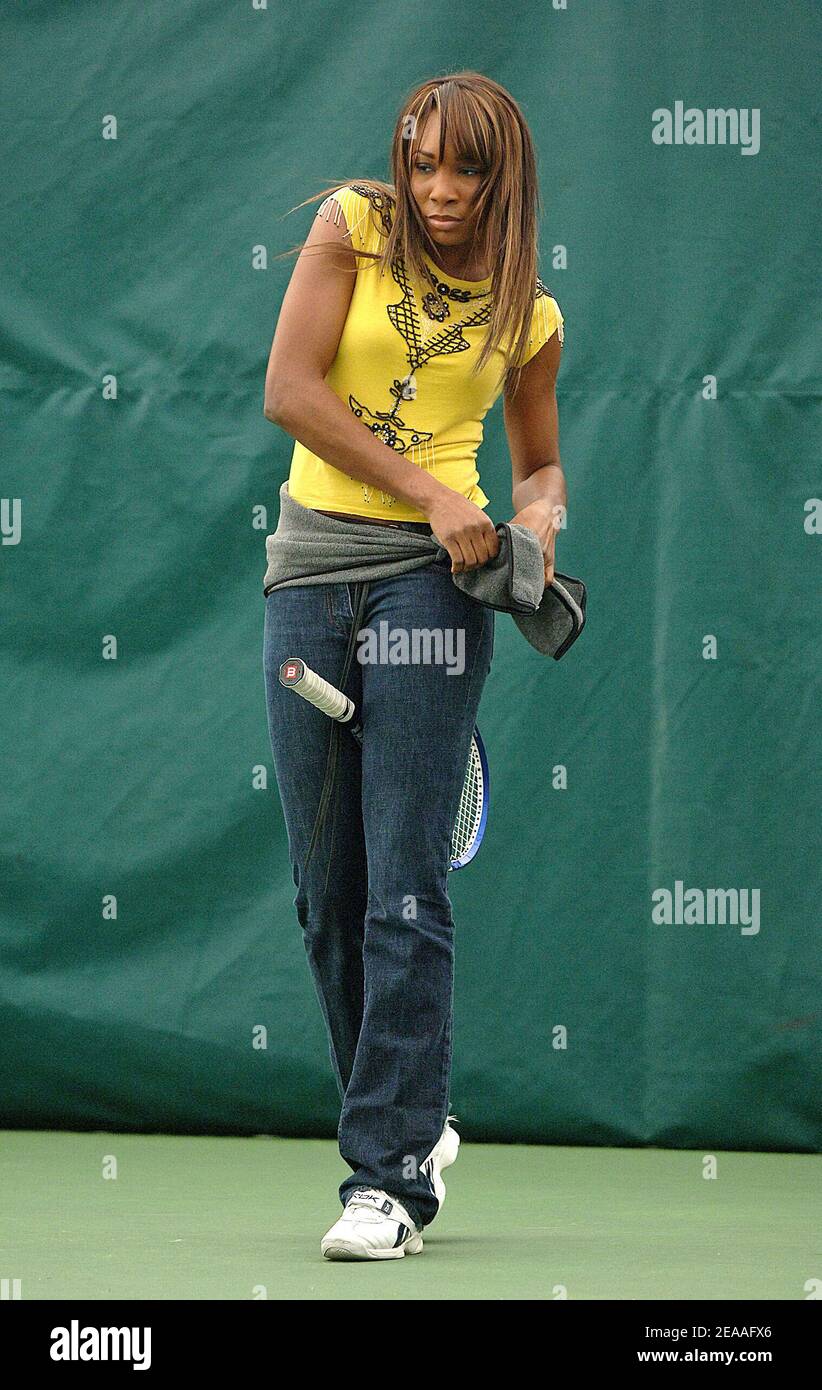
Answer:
[{"left": 262, "top": 545, "right": 494, "bottom": 1228}]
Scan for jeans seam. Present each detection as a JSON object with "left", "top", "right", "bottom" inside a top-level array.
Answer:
[{"left": 324, "top": 585, "right": 350, "bottom": 634}]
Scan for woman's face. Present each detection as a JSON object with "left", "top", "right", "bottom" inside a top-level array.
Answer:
[{"left": 409, "top": 111, "right": 485, "bottom": 254}]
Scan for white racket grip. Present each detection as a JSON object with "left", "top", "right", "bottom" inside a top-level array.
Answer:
[{"left": 278, "top": 658, "right": 355, "bottom": 723}]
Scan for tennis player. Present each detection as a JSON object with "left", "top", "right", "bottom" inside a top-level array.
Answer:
[{"left": 262, "top": 71, "right": 566, "bottom": 1259}]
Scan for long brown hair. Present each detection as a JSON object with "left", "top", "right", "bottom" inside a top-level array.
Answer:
[{"left": 277, "top": 72, "right": 543, "bottom": 397}]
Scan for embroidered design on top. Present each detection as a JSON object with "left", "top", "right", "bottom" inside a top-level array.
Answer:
[
  {"left": 351, "top": 257, "right": 495, "bottom": 506},
  {"left": 347, "top": 258, "right": 494, "bottom": 489},
  {"left": 331, "top": 189, "right": 496, "bottom": 505}
]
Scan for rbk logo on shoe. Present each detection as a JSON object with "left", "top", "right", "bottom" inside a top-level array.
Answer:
[{"left": 350, "top": 1190, "right": 394, "bottom": 1215}]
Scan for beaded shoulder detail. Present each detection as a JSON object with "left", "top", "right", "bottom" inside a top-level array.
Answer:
[
  {"left": 532, "top": 276, "right": 564, "bottom": 346},
  {"left": 535, "top": 275, "right": 557, "bottom": 303},
  {"left": 348, "top": 182, "right": 395, "bottom": 239}
]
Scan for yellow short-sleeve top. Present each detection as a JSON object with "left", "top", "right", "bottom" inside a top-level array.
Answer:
[{"left": 286, "top": 182, "right": 564, "bottom": 521}]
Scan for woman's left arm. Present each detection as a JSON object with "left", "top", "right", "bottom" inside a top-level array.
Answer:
[{"left": 503, "top": 331, "right": 566, "bottom": 586}]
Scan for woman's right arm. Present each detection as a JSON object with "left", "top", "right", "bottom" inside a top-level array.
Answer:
[{"left": 262, "top": 197, "right": 499, "bottom": 572}]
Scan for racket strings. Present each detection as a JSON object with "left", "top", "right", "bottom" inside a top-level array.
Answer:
[{"left": 451, "top": 739, "right": 484, "bottom": 862}]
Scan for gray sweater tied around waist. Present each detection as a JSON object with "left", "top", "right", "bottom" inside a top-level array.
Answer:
[{"left": 262, "top": 482, "right": 586, "bottom": 660}]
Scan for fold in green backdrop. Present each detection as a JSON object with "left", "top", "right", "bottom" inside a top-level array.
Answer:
[{"left": 1, "top": 1, "right": 819, "bottom": 1149}]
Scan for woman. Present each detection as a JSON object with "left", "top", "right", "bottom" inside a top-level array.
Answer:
[{"left": 262, "top": 71, "right": 566, "bottom": 1260}]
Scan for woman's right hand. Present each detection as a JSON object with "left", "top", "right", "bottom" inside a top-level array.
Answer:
[{"left": 424, "top": 490, "right": 501, "bottom": 573}]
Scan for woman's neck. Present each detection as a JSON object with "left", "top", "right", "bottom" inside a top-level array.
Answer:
[{"left": 426, "top": 245, "right": 490, "bottom": 282}]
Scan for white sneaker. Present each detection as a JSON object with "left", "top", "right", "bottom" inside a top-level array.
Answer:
[
  {"left": 421, "top": 1115, "right": 460, "bottom": 1211},
  {"left": 321, "top": 1189, "right": 423, "bottom": 1261}
]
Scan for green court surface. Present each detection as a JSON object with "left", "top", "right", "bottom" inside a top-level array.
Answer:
[{"left": 1, "top": 1131, "right": 818, "bottom": 1300}]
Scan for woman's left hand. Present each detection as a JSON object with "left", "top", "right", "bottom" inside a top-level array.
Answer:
[{"left": 510, "top": 500, "right": 560, "bottom": 588}]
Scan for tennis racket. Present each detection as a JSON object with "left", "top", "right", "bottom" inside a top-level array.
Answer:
[{"left": 278, "top": 656, "right": 489, "bottom": 871}]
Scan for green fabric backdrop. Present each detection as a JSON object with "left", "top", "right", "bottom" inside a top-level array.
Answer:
[{"left": 1, "top": 1, "right": 819, "bottom": 1150}]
